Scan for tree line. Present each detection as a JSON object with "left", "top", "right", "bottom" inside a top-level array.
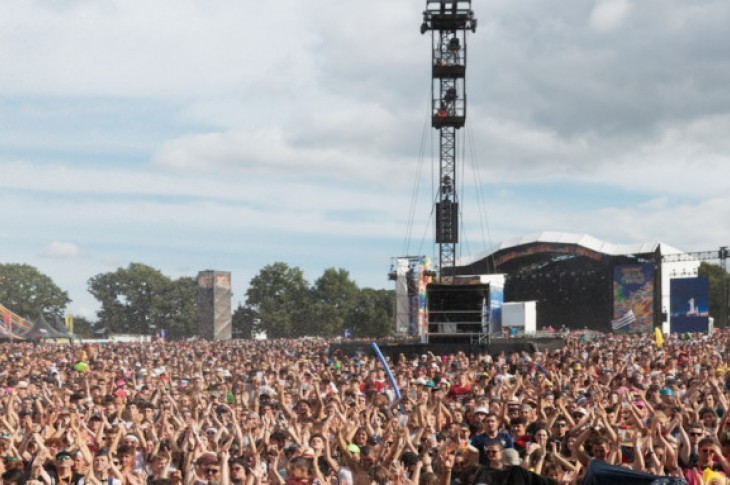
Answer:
[
  {"left": 7, "top": 260, "right": 728, "bottom": 339},
  {"left": 0, "top": 262, "right": 395, "bottom": 339}
]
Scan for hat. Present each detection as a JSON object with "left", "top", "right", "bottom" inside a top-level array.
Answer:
[
  {"left": 660, "top": 388, "right": 675, "bottom": 396},
  {"left": 474, "top": 407, "right": 489, "bottom": 415},
  {"left": 124, "top": 434, "right": 139, "bottom": 442},
  {"left": 573, "top": 407, "right": 589, "bottom": 416},
  {"left": 17, "top": 380, "right": 28, "bottom": 389},
  {"left": 346, "top": 444, "right": 360, "bottom": 454},
  {"left": 502, "top": 448, "right": 521, "bottom": 467}
]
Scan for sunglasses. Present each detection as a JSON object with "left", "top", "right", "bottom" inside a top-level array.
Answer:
[
  {"left": 555, "top": 423, "right": 568, "bottom": 428},
  {"left": 690, "top": 432, "right": 704, "bottom": 437},
  {"left": 207, "top": 468, "right": 221, "bottom": 474},
  {"left": 231, "top": 466, "right": 245, "bottom": 471},
  {"left": 486, "top": 450, "right": 500, "bottom": 454}
]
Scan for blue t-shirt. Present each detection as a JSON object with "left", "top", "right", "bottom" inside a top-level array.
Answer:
[{"left": 472, "top": 432, "right": 514, "bottom": 464}]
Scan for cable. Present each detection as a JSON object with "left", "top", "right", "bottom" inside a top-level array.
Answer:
[
  {"left": 402, "top": 94, "right": 433, "bottom": 256},
  {"left": 459, "top": 127, "right": 470, "bottom": 263},
  {"left": 467, "top": 120, "right": 495, "bottom": 269}
]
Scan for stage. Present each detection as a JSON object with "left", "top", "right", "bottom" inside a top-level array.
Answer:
[{"left": 328, "top": 334, "right": 566, "bottom": 359}]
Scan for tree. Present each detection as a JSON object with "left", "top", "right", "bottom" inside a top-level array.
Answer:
[
  {"left": 232, "top": 304, "right": 258, "bottom": 339},
  {"left": 307, "top": 268, "right": 359, "bottom": 336},
  {"left": 151, "top": 276, "right": 198, "bottom": 339},
  {"left": 698, "top": 261, "right": 729, "bottom": 324},
  {"left": 70, "top": 316, "right": 96, "bottom": 339},
  {"left": 346, "top": 288, "right": 396, "bottom": 338},
  {"left": 244, "top": 262, "right": 310, "bottom": 338},
  {"left": 88, "top": 263, "right": 197, "bottom": 337},
  {"left": 0, "top": 263, "right": 70, "bottom": 320}
]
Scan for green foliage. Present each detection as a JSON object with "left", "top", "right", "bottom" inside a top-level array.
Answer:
[
  {"left": 70, "top": 316, "right": 96, "bottom": 339},
  {"left": 88, "top": 263, "right": 197, "bottom": 337},
  {"left": 308, "top": 268, "right": 359, "bottom": 336},
  {"left": 347, "top": 288, "right": 396, "bottom": 338},
  {"left": 698, "top": 261, "right": 730, "bottom": 323},
  {"left": 151, "top": 276, "right": 198, "bottom": 339},
  {"left": 232, "top": 304, "right": 257, "bottom": 339},
  {"left": 0, "top": 263, "right": 70, "bottom": 320},
  {"left": 244, "top": 263, "right": 395, "bottom": 338},
  {"left": 85, "top": 261, "right": 395, "bottom": 340},
  {"left": 244, "top": 262, "right": 310, "bottom": 338}
]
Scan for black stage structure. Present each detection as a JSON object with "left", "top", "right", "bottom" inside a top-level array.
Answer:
[
  {"left": 448, "top": 233, "right": 691, "bottom": 332},
  {"left": 329, "top": 336, "right": 566, "bottom": 360}
]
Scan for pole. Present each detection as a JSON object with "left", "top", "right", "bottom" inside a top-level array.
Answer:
[
  {"left": 720, "top": 246, "right": 728, "bottom": 329},
  {"left": 371, "top": 343, "right": 404, "bottom": 413}
]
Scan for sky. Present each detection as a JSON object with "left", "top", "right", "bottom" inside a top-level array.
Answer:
[{"left": 1, "top": 0, "right": 730, "bottom": 320}]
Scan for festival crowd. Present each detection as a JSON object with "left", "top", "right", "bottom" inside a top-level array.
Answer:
[{"left": 0, "top": 330, "right": 729, "bottom": 485}]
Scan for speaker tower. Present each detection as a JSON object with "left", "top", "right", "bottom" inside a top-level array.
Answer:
[{"left": 197, "top": 270, "right": 232, "bottom": 340}]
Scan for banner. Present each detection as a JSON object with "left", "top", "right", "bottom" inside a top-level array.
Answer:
[
  {"left": 670, "top": 277, "right": 709, "bottom": 333},
  {"left": 489, "top": 284, "right": 504, "bottom": 334},
  {"left": 613, "top": 264, "right": 654, "bottom": 333},
  {"left": 416, "top": 257, "right": 432, "bottom": 339},
  {"left": 395, "top": 259, "right": 410, "bottom": 335}
]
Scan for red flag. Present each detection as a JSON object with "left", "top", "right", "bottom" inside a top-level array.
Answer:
[{"left": 2, "top": 312, "right": 9, "bottom": 333}]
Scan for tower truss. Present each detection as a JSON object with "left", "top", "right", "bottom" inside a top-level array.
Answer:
[{"left": 421, "top": 0, "right": 476, "bottom": 280}]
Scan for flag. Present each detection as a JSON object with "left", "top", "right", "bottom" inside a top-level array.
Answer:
[
  {"left": 611, "top": 309, "right": 636, "bottom": 331},
  {"left": 654, "top": 327, "right": 664, "bottom": 349}
]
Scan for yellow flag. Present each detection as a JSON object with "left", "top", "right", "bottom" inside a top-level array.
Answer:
[
  {"left": 655, "top": 327, "right": 664, "bottom": 349},
  {"left": 65, "top": 314, "right": 74, "bottom": 334}
]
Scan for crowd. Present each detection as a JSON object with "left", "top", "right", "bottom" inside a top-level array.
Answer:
[{"left": 0, "top": 330, "right": 729, "bottom": 485}]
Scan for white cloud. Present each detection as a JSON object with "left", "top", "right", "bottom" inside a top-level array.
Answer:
[
  {"left": 0, "top": 0, "right": 320, "bottom": 97},
  {"left": 590, "top": 0, "right": 633, "bottom": 32},
  {"left": 41, "top": 241, "right": 81, "bottom": 259}
]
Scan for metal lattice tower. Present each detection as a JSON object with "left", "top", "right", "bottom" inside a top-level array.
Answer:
[{"left": 421, "top": 1, "right": 476, "bottom": 280}]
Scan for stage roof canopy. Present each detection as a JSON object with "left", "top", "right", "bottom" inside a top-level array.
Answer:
[{"left": 458, "top": 231, "right": 685, "bottom": 268}]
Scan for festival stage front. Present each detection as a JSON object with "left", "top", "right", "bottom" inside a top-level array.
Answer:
[{"left": 328, "top": 334, "right": 566, "bottom": 359}]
